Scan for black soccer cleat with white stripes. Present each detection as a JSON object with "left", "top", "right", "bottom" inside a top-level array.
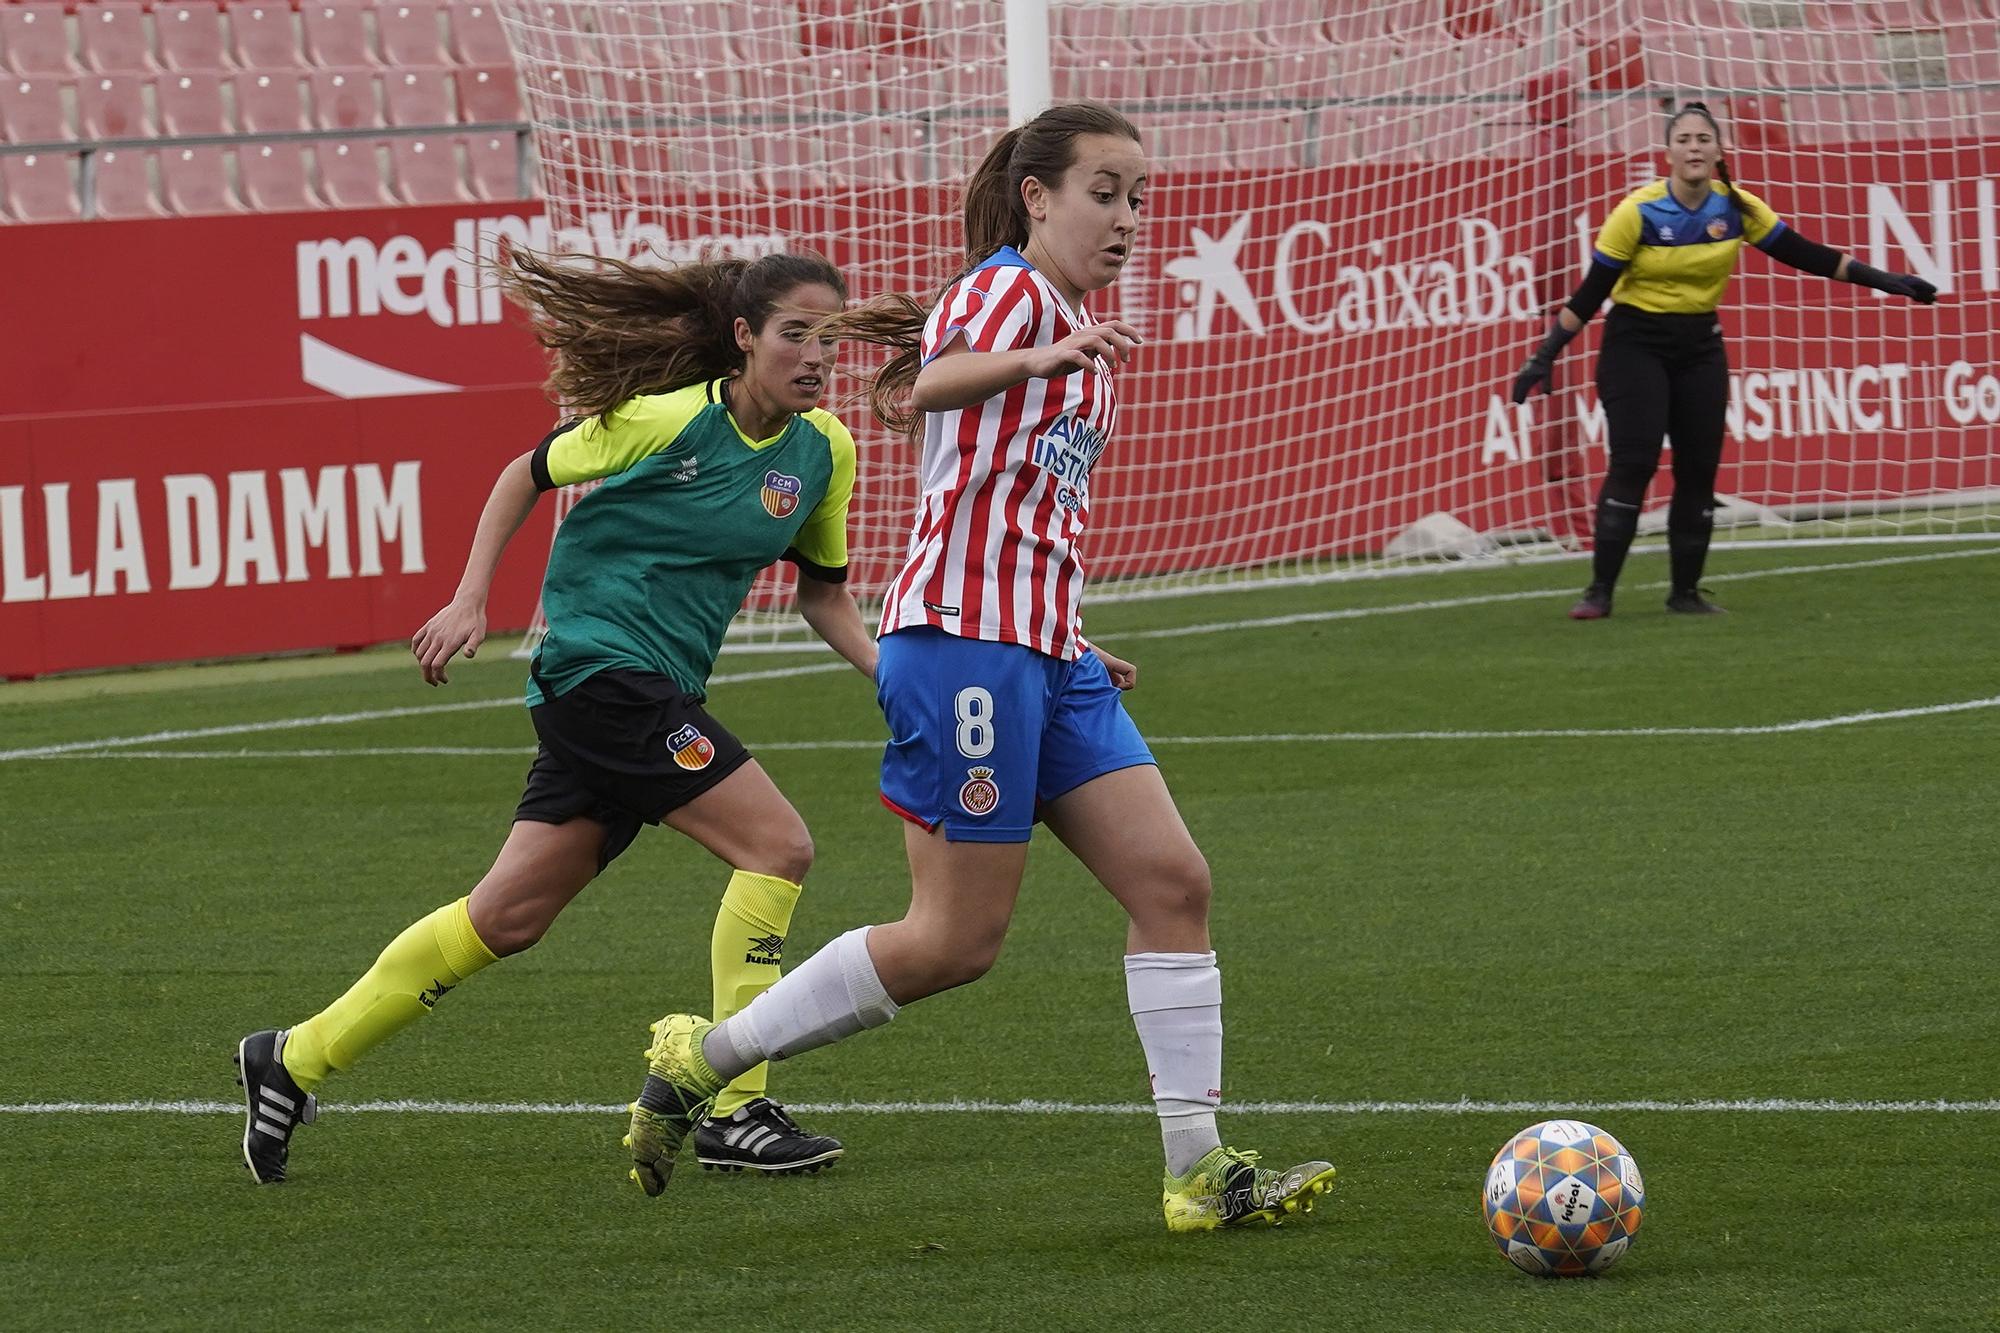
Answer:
[
  {"left": 694, "top": 1098, "right": 843, "bottom": 1175},
  {"left": 234, "top": 1028, "right": 317, "bottom": 1184}
]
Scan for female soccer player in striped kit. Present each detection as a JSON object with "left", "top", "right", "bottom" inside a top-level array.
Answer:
[
  {"left": 623, "top": 103, "right": 1336, "bottom": 1232},
  {"left": 1512, "top": 101, "right": 1936, "bottom": 619},
  {"left": 232, "top": 251, "right": 873, "bottom": 1184}
]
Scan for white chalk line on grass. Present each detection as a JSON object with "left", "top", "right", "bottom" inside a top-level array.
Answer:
[
  {"left": 25, "top": 694, "right": 2000, "bottom": 761},
  {"left": 7, "top": 545, "right": 1995, "bottom": 766},
  {"left": 0, "top": 661, "right": 851, "bottom": 762},
  {"left": 1115, "top": 545, "right": 2000, "bottom": 641},
  {"left": 5, "top": 1097, "right": 1997, "bottom": 1117}
]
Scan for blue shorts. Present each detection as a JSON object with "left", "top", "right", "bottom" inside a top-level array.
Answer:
[{"left": 876, "top": 627, "right": 1156, "bottom": 843}]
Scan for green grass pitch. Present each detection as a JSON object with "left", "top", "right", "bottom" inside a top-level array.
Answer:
[{"left": 3, "top": 542, "right": 1997, "bottom": 1330}]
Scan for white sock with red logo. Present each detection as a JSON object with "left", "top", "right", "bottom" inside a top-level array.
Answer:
[
  {"left": 1126, "top": 951, "right": 1225, "bottom": 1177},
  {"left": 701, "top": 926, "right": 898, "bottom": 1080}
]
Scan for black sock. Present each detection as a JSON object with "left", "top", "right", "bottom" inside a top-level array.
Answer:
[
  {"left": 1591, "top": 497, "right": 1642, "bottom": 590},
  {"left": 1668, "top": 507, "right": 1715, "bottom": 594}
]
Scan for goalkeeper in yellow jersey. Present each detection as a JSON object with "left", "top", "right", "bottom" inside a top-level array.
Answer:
[{"left": 234, "top": 249, "right": 876, "bottom": 1184}]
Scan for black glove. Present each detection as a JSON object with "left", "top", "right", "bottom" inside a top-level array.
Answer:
[
  {"left": 1509, "top": 320, "right": 1579, "bottom": 404},
  {"left": 1846, "top": 261, "right": 1939, "bottom": 304}
]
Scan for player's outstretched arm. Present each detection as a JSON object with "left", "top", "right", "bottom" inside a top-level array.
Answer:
[
  {"left": 795, "top": 576, "right": 878, "bottom": 681},
  {"left": 411, "top": 450, "right": 540, "bottom": 686},
  {"left": 1509, "top": 261, "right": 1619, "bottom": 404},
  {"left": 1760, "top": 228, "right": 1939, "bottom": 303},
  {"left": 912, "top": 321, "right": 1143, "bottom": 413}
]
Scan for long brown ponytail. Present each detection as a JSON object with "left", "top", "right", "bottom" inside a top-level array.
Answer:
[
  {"left": 814, "top": 101, "right": 1142, "bottom": 434},
  {"left": 499, "top": 248, "right": 846, "bottom": 421}
]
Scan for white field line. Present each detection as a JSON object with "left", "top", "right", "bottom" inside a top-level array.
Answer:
[
  {"left": 6, "top": 546, "right": 1994, "bottom": 766},
  {"left": 0, "top": 662, "right": 850, "bottom": 762},
  {"left": 5, "top": 1097, "right": 1997, "bottom": 1117},
  {"left": 24, "top": 695, "right": 2000, "bottom": 762},
  {"left": 1115, "top": 545, "right": 2000, "bottom": 641}
]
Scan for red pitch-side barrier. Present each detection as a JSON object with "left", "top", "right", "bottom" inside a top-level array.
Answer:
[{"left": 3, "top": 139, "right": 1994, "bottom": 677}]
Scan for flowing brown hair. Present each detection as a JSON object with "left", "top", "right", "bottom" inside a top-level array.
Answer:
[
  {"left": 812, "top": 102, "right": 1141, "bottom": 434},
  {"left": 498, "top": 248, "right": 847, "bottom": 421}
]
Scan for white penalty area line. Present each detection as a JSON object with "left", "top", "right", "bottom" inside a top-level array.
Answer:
[
  {"left": 26, "top": 694, "right": 2000, "bottom": 761},
  {"left": 6, "top": 545, "right": 1994, "bottom": 766},
  {"left": 5, "top": 1097, "right": 1997, "bottom": 1117}
]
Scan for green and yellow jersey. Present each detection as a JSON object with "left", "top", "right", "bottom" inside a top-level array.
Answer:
[
  {"left": 1592, "top": 179, "right": 1786, "bottom": 314},
  {"left": 525, "top": 378, "right": 856, "bottom": 705}
]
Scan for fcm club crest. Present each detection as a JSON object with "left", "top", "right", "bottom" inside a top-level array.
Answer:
[
  {"left": 668, "top": 723, "right": 715, "bottom": 770},
  {"left": 958, "top": 766, "right": 999, "bottom": 817},
  {"left": 761, "top": 470, "right": 802, "bottom": 518}
]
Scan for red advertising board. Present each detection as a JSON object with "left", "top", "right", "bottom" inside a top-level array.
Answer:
[{"left": 3, "top": 142, "right": 1995, "bottom": 677}]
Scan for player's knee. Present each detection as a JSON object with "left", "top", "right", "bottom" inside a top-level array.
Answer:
[
  {"left": 472, "top": 899, "right": 553, "bottom": 957},
  {"left": 1159, "top": 850, "right": 1213, "bottom": 926},
  {"left": 751, "top": 821, "right": 814, "bottom": 885}
]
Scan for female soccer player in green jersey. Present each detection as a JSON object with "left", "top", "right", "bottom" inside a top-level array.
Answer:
[
  {"left": 233, "top": 250, "right": 877, "bottom": 1185},
  {"left": 1511, "top": 101, "right": 1936, "bottom": 618}
]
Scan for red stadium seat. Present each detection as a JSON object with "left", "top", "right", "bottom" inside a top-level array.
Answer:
[
  {"left": 301, "top": 4, "right": 376, "bottom": 67},
  {"left": 378, "top": 1, "right": 449, "bottom": 67},
  {"left": 2, "top": 5, "right": 77, "bottom": 77},
  {"left": 1258, "top": 0, "right": 1332, "bottom": 50},
  {"left": 1323, "top": 5, "right": 1386, "bottom": 44},
  {"left": 79, "top": 3, "right": 155, "bottom": 75},
  {"left": 1381, "top": 0, "right": 1447, "bottom": 39},
  {"left": 1816, "top": 31, "right": 1892, "bottom": 86},
  {"left": 1943, "top": 41, "right": 2000, "bottom": 85},
  {"left": 309, "top": 67, "right": 382, "bottom": 130},
  {"left": 316, "top": 138, "right": 391, "bottom": 207},
  {"left": 1637, "top": 23, "right": 1708, "bottom": 95},
  {"left": 1395, "top": 39, "right": 1464, "bottom": 91},
  {"left": 1728, "top": 93, "right": 1790, "bottom": 150},
  {"left": 1931, "top": 0, "right": 2000, "bottom": 20},
  {"left": 1565, "top": 0, "right": 1634, "bottom": 41},
  {"left": 1268, "top": 47, "right": 1337, "bottom": 103},
  {"left": 1053, "top": 3, "right": 1128, "bottom": 57},
  {"left": 807, "top": 52, "right": 880, "bottom": 116},
  {"left": 160, "top": 142, "right": 240, "bottom": 214},
  {"left": 93, "top": 146, "right": 164, "bottom": 218},
  {"left": 1804, "top": 2, "right": 1873, "bottom": 29},
  {"left": 1340, "top": 39, "right": 1400, "bottom": 97},
  {"left": 670, "top": 131, "right": 752, "bottom": 191},
  {"left": 239, "top": 139, "right": 314, "bottom": 210},
  {"left": 1186, "top": 1, "right": 1259, "bottom": 51},
  {"left": 1417, "top": 105, "right": 1484, "bottom": 159},
  {"left": 822, "top": 119, "right": 911, "bottom": 185},
  {"left": 798, "top": 0, "right": 868, "bottom": 51},
  {"left": 77, "top": 73, "right": 152, "bottom": 138},
  {"left": 1228, "top": 110, "right": 1303, "bottom": 170},
  {"left": 1481, "top": 114, "right": 1539, "bottom": 158},
  {"left": 452, "top": 63, "right": 518, "bottom": 121},
  {"left": 229, "top": 5, "right": 303, "bottom": 72},
  {"left": 232, "top": 70, "right": 307, "bottom": 134},
  {"left": 1582, "top": 95, "right": 1658, "bottom": 156},
  {"left": 1130, "top": 112, "right": 1228, "bottom": 166},
  {"left": 384, "top": 65, "right": 455, "bottom": 125},
  {"left": 1126, "top": 3, "right": 1192, "bottom": 57},
  {"left": 389, "top": 134, "right": 467, "bottom": 202},
  {"left": 1787, "top": 90, "right": 1867, "bottom": 143},
  {"left": 1052, "top": 53, "right": 1146, "bottom": 105},
  {"left": 155, "top": 2, "right": 228, "bottom": 73},
  {"left": 1, "top": 74, "right": 70, "bottom": 142},
  {"left": 464, "top": 129, "right": 521, "bottom": 198},
  {"left": 445, "top": 1, "right": 511, "bottom": 65},
  {"left": 1457, "top": 38, "right": 1525, "bottom": 93},
  {"left": 157, "top": 70, "right": 226, "bottom": 133},
  {"left": 758, "top": 130, "right": 823, "bottom": 193},
  {"left": 1866, "top": 1, "right": 1934, "bottom": 28},
  {"left": 1901, "top": 89, "right": 1961, "bottom": 138},
  {"left": 2, "top": 149, "right": 81, "bottom": 220},
  {"left": 1585, "top": 33, "right": 1642, "bottom": 90}
]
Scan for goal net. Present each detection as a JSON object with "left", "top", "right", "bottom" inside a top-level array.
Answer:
[{"left": 494, "top": 0, "right": 2000, "bottom": 653}]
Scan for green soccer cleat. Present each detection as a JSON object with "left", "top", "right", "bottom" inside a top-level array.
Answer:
[
  {"left": 1162, "top": 1146, "right": 1336, "bottom": 1233},
  {"left": 623, "top": 1014, "right": 726, "bottom": 1197}
]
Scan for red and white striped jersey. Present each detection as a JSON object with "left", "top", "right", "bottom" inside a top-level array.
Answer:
[{"left": 877, "top": 248, "right": 1118, "bottom": 660}]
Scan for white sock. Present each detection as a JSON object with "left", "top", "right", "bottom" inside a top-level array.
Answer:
[
  {"left": 1126, "top": 951, "right": 1225, "bottom": 1176},
  {"left": 701, "top": 926, "right": 898, "bottom": 1080}
]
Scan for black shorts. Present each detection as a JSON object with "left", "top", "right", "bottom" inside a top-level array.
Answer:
[{"left": 514, "top": 668, "right": 752, "bottom": 869}]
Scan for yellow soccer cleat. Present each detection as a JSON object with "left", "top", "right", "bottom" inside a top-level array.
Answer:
[
  {"left": 625, "top": 1014, "right": 726, "bottom": 1197},
  {"left": 1162, "top": 1146, "right": 1336, "bottom": 1232}
]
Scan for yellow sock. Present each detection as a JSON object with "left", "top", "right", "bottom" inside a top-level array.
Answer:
[
  {"left": 708, "top": 869, "right": 802, "bottom": 1118},
  {"left": 281, "top": 896, "right": 498, "bottom": 1092}
]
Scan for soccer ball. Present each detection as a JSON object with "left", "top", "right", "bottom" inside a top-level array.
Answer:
[{"left": 1481, "top": 1119, "right": 1645, "bottom": 1277}]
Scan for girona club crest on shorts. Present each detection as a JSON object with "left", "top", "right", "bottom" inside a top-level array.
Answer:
[
  {"left": 761, "top": 470, "right": 803, "bottom": 519},
  {"left": 958, "top": 766, "right": 999, "bottom": 817},
  {"left": 667, "top": 723, "right": 715, "bottom": 771}
]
